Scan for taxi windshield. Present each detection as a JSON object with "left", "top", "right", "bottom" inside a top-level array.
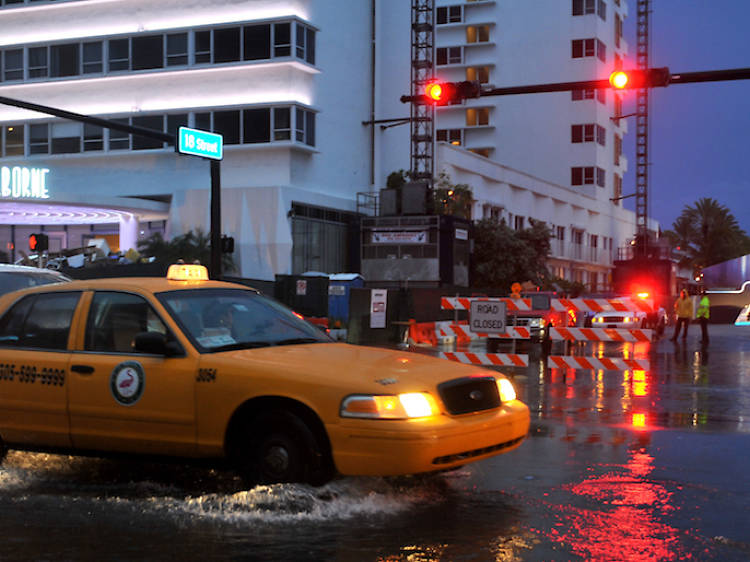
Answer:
[{"left": 157, "top": 288, "right": 331, "bottom": 352}]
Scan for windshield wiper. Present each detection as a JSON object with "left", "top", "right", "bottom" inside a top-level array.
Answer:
[
  {"left": 209, "top": 341, "right": 274, "bottom": 352},
  {"left": 273, "top": 337, "right": 325, "bottom": 346}
]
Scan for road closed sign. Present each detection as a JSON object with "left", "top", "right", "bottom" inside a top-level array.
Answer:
[{"left": 470, "top": 300, "right": 507, "bottom": 333}]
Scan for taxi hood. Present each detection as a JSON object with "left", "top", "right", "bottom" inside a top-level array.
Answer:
[{"left": 217, "top": 342, "right": 490, "bottom": 392}]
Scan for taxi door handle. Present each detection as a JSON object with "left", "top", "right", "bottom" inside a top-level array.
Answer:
[{"left": 71, "top": 364, "right": 95, "bottom": 375}]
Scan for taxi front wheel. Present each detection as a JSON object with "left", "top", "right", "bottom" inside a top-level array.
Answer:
[{"left": 239, "top": 410, "right": 328, "bottom": 486}]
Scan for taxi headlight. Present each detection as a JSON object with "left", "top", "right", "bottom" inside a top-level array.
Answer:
[
  {"left": 340, "top": 392, "right": 439, "bottom": 419},
  {"left": 496, "top": 378, "right": 517, "bottom": 402}
]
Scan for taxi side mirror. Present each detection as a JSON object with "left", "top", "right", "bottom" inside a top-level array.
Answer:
[{"left": 133, "top": 331, "right": 183, "bottom": 357}]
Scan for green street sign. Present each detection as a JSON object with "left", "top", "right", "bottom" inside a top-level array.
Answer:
[{"left": 177, "top": 127, "right": 223, "bottom": 160}]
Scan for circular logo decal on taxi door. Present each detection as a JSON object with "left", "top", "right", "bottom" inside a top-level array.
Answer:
[{"left": 110, "top": 361, "right": 145, "bottom": 406}]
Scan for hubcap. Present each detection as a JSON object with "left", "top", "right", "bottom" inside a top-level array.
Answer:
[{"left": 263, "top": 445, "right": 290, "bottom": 475}]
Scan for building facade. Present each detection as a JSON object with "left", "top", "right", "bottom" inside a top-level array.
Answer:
[{"left": 0, "top": 0, "right": 645, "bottom": 289}]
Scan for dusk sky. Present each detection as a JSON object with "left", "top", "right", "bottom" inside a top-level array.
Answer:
[{"left": 621, "top": 1, "right": 750, "bottom": 235}]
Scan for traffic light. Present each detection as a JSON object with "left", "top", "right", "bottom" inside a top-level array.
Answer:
[
  {"left": 220, "top": 235, "right": 235, "bottom": 254},
  {"left": 424, "top": 80, "right": 482, "bottom": 105},
  {"left": 609, "top": 67, "right": 671, "bottom": 89},
  {"left": 29, "top": 233, "right": 49, "bottom": 252}
]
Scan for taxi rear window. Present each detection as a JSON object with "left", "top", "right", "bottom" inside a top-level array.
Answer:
[{"left": 0, "top": 291, "right": 81, "bottom": 350}]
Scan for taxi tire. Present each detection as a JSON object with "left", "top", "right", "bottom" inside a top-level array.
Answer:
[{"left": 241, "top": 410, "right": 326, "bottom": 486}]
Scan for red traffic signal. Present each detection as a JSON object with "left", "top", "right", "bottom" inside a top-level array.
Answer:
[
  {"left": 609, "top": 67, "right": 671, "bottom": 89},
  {"left": 29, "top": 233, "right": 49, "bottom": 252},
  {"left": 423, "top": 80, "right": 481, "bottom": 105}
]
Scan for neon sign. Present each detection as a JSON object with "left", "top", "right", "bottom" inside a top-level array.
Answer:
[{"left": 0, "top": 166, "right": 51, "bottom": 200}]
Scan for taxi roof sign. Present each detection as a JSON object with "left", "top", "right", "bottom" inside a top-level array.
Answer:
[{"left": 167, "top": 263, "right": 209, "bottom": 281}]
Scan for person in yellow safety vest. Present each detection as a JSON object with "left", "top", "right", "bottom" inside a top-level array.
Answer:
[
  {"left": 696, "top": 288, "right": 710, "bottom": 345},
  {"left": 671, "top": 289, "right": 693, "bottom": 341}
]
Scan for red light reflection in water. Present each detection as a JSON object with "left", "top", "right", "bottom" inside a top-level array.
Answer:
[{"left": 545, "top": 446, "right": 686, "bottom": 561}]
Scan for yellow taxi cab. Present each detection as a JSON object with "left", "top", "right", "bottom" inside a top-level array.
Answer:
[{"left": 0, "top": 264, "right": 530, "bottom": 485}]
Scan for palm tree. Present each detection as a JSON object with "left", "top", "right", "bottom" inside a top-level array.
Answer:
[{"left": 664, "top": 198, "right": 750, "bottom": 271}]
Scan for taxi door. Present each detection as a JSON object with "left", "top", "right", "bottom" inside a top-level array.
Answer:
[
  {"left": 0, "top": 291, "right": 82, "bottom": 448},
  {"left": 67, "top": 291, "right": 198, "bottom": 456}
]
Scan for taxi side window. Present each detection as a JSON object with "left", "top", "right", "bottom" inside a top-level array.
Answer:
[
  {"left": 0, "top": 292, "right": 81, "bottom": 350},
  {"left": 85, "top": 292, "right": 168, "bottom": 354}
]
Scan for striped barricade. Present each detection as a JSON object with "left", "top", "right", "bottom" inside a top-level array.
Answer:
[
  {"left": 547, "top": 356, "right": 650, "bottom": 371},
  {"left": 437, "top": 323, "right": 532, "bottom": 341},
  {"left": 439, "top": 351, "right": 529, "bottom": 367},
  {"left": 441, "top": 296, "right": 532, "bottom": 312},
  {"left": 550, "top": 297, "right": 654, "bottom": 314},
  {"left": 442, "top": 296, "right": 653, "bottom": 314},
  {"left": 548, "top": 327, "right": 653, "bottom": 342}
]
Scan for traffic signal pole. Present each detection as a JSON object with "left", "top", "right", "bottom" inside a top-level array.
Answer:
[
  {"left": 401, "top": 67, "right": 750, "bottom": 103},
  {"left": 0, "top": 94, "right": 225, "bottom": 278}
]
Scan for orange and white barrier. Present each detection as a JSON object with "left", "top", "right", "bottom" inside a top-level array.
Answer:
[
  {"left": 441, "top": 296, "right": 654, "bottom": 314},
  {"left": 548, "top": 327, "right": 652, "bottom": 342},
  {"left": 550, "top": 297, "right": 654, "bottom": 314},
  {"left": 441, "top": 296, "right": 533, "bottom": 312},
  {"left": 437, "top": 322, "right": 532, "bottom": 341},
  {"left": 547, "top": 356, "right": 650, "bottom": 371},
  {"left": 439, "top": 351, "right": 529, "bottom": 367}
]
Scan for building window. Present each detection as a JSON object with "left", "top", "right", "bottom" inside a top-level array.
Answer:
[
  {"left": 195, "top": 31, "right": 211, "bottom": 63},
  {"left": 109, "top": 118, "right": 130, "bottom": 150},
  {"left": 273, "top": 22, "right": 291, "bottom": 57},
  {"left": 244, "top": 24, "right": 271, "bottom": 60},
  {"left": 29, "top": 123, "right": 49, "bottom": 154},
  {"left": 571, "top": 124, "right": 605, "bottom": 146},
  {"left": 214, "top": 27, "right": 241, "bottom": 63},
  {"left": 166, "top": 33, "right": 188, "bottom": 66},
  {"left": 436, "top": 129, "right": 462, "bottom": 145},
  {"left": 131, "top": 35, "right": 164, "bottom": 70},
  {"left": 51, "top": 122, "right": 81, "bottom": 154},
  {"left": 214, "top": 110, "right": 241, "bottom": 144},
  {"left": 466, "top": 66, "right": 490, "bottom": 83},
  {"left": 108, "top": 38, "right": 130, "bottom": 71},
  {"left": 573, "top": 0, "right": 606, "bottom": 20},
  {"left": 295, "top": 108, "right": 315, "bottom": 146},
  {"left": 436, "top": 46, "right": 462, "bottom": 65},
  {"left": 3, "top": 49, "right": 22, "bottom": 81},
  {"left": 571, "top": 166, "right": 605, "bottom": 187},
  {"left": 572, "top": 88, "right": 606, "bottom": 104},
  {"left": 571, "top": 38, "right": 606, "bottom": 62},
  {"left": 614, "top": 134, "right": 622, "bottom": 165},
  {"left": 466, "top": 107, "right": 489, "bottom": 126},
  {"left": 466, "top": 25, "right": 490, "bottom": 43},
  {"left": 296, "top": 22, "right": 316, "bottom": 64},
  {"left": 50, "top": 43, "right": 79, "bottom": 77},
  {"left": 28, "top": 46, "right": 48, "bottom": 78},
  {"left": 83, "top": 124, "right": 104, "bottom": 152},
  {"left": 613, "top": 173, "right": 622, "bottom": 204},
  {"left": 82, "top": 41, "right": 103, "bottom": 74},
  {"left": 243, "top": 108, "right": 270, "bottom": 144},
  {"left": 132, "top": 115, "right": 164, "bottom": 150},
  {"left": 514, "top": 216, "right": 525, "bottom": 231},
  {"left": 436, "top": 5, "right": 462, "bottom": 24},
  {"left": 615, "top": 14, "right": 623, "bottom": 48},
  {"left": 2, "top": 125, "right": 24, "bottom": 157},
  {"left": 273, "top": 107, "right": 291, "bottom": 140}
]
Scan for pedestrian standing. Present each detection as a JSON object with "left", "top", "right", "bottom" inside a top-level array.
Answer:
[
  {"left": 696, "top": 288, "right": 710, "bottom": 344},
  {"left": 671, "top": 289, "right": 692, "bottom": 341}
]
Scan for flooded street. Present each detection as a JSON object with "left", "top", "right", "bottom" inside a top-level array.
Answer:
[{"left": 2, "top": 325, "right": 749, "bottom": 561}]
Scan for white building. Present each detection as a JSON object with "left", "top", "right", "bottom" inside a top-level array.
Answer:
[{"left": 0, "top": 0, "right": 647, "bottom": 288}]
